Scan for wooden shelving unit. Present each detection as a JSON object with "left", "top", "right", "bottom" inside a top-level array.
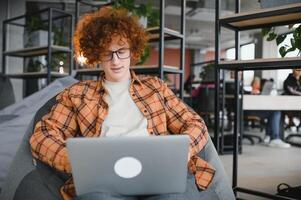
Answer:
[
  {"left": 220, "top": 3, "right": 301, "bottom": 30},
  {"left": 3, "top": 45, "right": 71, "bottom": 57},
  {"left": 215, "top": 1, "right": 301, "bottom": 199},
  {"left": 147, "top": 27, "right": 183, "bottom": 42},
  {"left": 5, "top": 72, "right": 68, "bottom": 79},
  {"left": 74, "top": 65, "right": 181, "bottom": 76},
  {"left": 219, "top": 57, "right": 301, "bottom": 70},
  {"left": 2, "top": 8, "right": 73, "bottom": 85}
]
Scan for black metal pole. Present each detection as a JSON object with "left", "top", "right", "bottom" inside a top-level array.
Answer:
[
  {"left": 2, "top": 21, "right": 6, "bottom": 74},
  {"left": 69, "top": 14, "right": 74, "bottom": 74},
  {"left": 159, "top": 0, "right": 164, "bottom": 80},
  {"left": 214, "top": 0, "right": 221, "bottom": 152},
  {"left": 75, "top": 0, "right": 79, "bottom": 24},
  {"left": 179, "top": 0, "right": 186, "bottom": 99},
  {"left": 233, "top": 70, "right": 239, "bottom": 192},
  {"left": 221, "top": 69, "right": 225, "bottom": 154},
  {"left": 239, "top": 71, "right": 244, "bottom": 153},
  {"left": 47, "top": 8, "right": 52, "bottom": 84},
  {"left": 74, "top": 0, "right": 80, "bottom": 71},
  {"left": 232, "top": 0, "right": 241, "bottom": 194}
]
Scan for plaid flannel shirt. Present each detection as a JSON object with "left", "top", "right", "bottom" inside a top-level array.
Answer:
[{"left": 30, "top": 70, "right": 215, "bottom": 200}]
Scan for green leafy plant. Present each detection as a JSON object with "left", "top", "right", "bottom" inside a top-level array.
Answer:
[
  {"left": 262, "top": 24, "right": 301, "bottom": 57},
  {"left": 26, "top": 59, "right": 44, "bottom": 72},
  {"left": 26, "top": 16, "right": 48, "bottom": 33},
  {"left": 199, "top": 63, "right": 215, "bottom": 82},
  {"left": 136, "top": 44, "right": 150, "bottom": 65},
  {"left": 113, "top": 0, "right": 159, "bottom": 27}
]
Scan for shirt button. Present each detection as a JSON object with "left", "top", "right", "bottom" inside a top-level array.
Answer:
[
  {"left": 144, "top": 110, "right": 147, "bottom": 113},
  {"left": 150, "top": 131, "right": 154, "bottom": 134},
  {"left": 132, "top": 93, "right": 135, "bottom": 97}
]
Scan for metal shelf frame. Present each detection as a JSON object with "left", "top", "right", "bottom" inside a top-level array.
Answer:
[
  {"left": 220, "top": 3, "right": 301, "bottom": 31},
  {"left": 6, "top": 71, "right": 69, "bottom": 79},
  {"left": 2, "top": 8, "right": 74, "bottom": 85},
  {"left": 219, "top": 57, "right": 301, "bottom": 70},
  {"left": 74, "top": 65, "right": 182, "bottom": 76},
  {"left": 3, "top": 45, "right": 71, "bottom": 57},
  {"left": 215, "top": 0, "right": 301, "bottom": 199},
  {"left": 158, "top": 0, "right": 186, "bottom": 98},
  {"left": 75, "top": 0, "right": 113, "bottom": 27}
]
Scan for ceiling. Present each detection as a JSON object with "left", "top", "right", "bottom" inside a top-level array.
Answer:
[{"left": 163, "top": 0, "right": 262, "bottom": 50}]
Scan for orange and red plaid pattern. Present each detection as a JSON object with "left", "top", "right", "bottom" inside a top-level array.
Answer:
[{"left": 30, "top": 70, "right": 215, "bottom": 200}]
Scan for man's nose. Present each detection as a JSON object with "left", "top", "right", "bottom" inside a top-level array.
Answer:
[{"left": 111, "top": 52, "right": 120, "bottom": 63}]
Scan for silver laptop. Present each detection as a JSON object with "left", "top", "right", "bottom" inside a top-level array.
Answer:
[
  {"left": 66, "top": 135, "right": 189, "bottom": 196},
  {"left": 261, "top": 81, "right": 274, "bottom": 95}
]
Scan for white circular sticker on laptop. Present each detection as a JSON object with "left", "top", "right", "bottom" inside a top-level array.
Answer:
[{"left": 114, "top": 157, "right": 142, "bottom": 179}]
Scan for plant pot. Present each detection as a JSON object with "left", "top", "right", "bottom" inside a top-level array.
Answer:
[
  {"left": 260, "top": 0, "right": 301, "bottom": 8},
  {"left": 138, "top": 16, "right": 147, "bottom": 28},
  {"left": 24, "top": 30, "right": 54, "bottom": 47}
]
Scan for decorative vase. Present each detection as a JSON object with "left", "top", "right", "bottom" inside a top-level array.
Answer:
[{"left": 138, "top": 16, "right": 148, "bottom": 28}]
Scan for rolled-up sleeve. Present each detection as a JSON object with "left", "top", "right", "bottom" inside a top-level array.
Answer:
[
  {"left": 30, "top": 88, "right": 78, "bottom": 173},
  {"left": 161, "top": 80, "right": 209, "bottom": 156},
  {"left": 160, "top": 79, "right": 215, "bottom": 190}
]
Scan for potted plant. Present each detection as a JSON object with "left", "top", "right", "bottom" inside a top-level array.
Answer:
[
  {"left": 24, "top": 15, "right": 49, "bottom": 47},
  {"left": 199, "top": 63, "right": 215, "bottom": 82},
  {"left": 113, "top": 0, "right": 159, "bottom": 28},
  {"left": 262, "top": 25, "right": 301, "bottom": 57},
  {"left": 259, "top": 0, "right": 301, "bottom": 57}
]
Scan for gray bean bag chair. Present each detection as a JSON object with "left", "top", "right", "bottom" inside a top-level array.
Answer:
[
  {"left": 0, "top": 88, "right": 235, "bottom": 200},
  {"left": 0, "top": 75, "right": 15, "bottom": 110},
  {"left": 0, "top": 77, "right": 79, "bottom": 191}
]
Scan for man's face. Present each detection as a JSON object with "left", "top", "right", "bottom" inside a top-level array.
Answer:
[
  {"left": 293, "top": 69, "right": 301, "bottom": 79},
  {"left": 100, "top": 36, "right": 131, "bottom": 82}
]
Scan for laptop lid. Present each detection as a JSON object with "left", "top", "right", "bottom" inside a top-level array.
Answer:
[
  {"left": 66, "top": 135, "right": 189, "bottom": 196},
  {"left": 261, "top": 81, "right": 274, "bottom": 95}
]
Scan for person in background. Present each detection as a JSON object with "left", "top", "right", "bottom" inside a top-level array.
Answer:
[
  {"left": 21, "top": 6, "right": 216, "bottom": 200},
  {"left": 283, "top": 69, "right": 301, "bottom": 131},
  {"left": 184, "top": 74, "right": 195, "bottom": 95},
  {"left": 245, "top": 77, "right": 291, "bottom": 148},
  {"left": 284, "top": 69, "right": 301, "bottom": 95},
  {"left": 251, "top": 76, "right": 261, "bottom": 95}
]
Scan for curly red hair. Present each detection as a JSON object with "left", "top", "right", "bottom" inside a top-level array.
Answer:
[{"left": 73, "top": 6, "right": 148, "bottom": 67}]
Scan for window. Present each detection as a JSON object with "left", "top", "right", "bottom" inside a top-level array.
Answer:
[{"left": 226, "top": 43, "right": 255, "bottom": 85}]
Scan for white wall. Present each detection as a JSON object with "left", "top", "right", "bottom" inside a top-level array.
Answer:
[
  {"left": 261, "top": 38, "right": 279, "bottom": 87},
  {"left": 262, "top": 35, "right": 294, "bottom": 90},
  {"left": 2, "top": 0, "right": 26, "bottom": 102}
]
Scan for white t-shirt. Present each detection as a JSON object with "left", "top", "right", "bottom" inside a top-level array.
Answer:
[{"left": 101, "top": 79, "right": 149, "bottom": 137}]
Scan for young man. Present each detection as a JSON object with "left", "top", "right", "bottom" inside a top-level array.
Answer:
[
  {"left": 29, "top": 7, "right": 215, "bottom": 200},
  {"left": 283, "top": 69, "right": 301, "bottom": 131},
  {"left": 245, "top": 77, "right": 291, "bottom": 148},
  {"left": 283, "top": 69, "right": 301, "bottom": 96}
]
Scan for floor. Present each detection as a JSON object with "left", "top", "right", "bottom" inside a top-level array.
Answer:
[{"left": 217, "top": 129, "right": 301, "bottom": 200}]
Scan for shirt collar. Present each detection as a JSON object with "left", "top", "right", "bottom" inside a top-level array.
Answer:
[
  {"left": 130, "top": 70, "right": 143, "bottom": 85},
  {"left": 98, "top": 69, "right": 143, "bottom": 93}
]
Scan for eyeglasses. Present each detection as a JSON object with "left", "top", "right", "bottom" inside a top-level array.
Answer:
[{"left": 101, "top": 48, "right": 131, "bottom": 62}]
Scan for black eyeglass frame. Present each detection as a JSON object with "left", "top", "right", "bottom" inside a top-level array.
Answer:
[{"left": 101, "top": 48, "right": 131, "bottom": 62}]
